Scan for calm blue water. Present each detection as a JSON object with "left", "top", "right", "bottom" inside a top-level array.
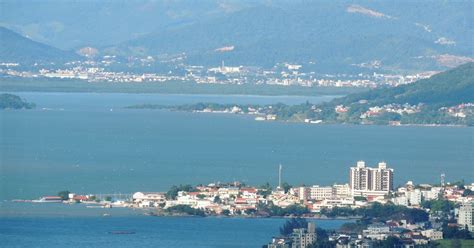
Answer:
[
  {"left": 0, "top": 213, "right": 350, "bottom": 248},
  {"left": 1, "top": 92, "right": 472, "bottom": 202},
  {"left": 0, "top": 92, "right": 472, "bottom": 247}
]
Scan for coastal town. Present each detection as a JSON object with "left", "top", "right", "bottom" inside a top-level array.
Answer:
[
  {"left": 23, "top": 161, "right": 474, "bottom": 247},
  {"left": 128, "top": 101, "right": 474, "bottom": 127},
  {"left": 0, "top": 57, "right": 436, "bottom": 89}
]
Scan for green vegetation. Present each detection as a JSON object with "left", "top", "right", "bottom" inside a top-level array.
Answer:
[
  {"left": 165, "top": 204, "right": 206, "bottom": 217},
  {"left": 165, "top": 184, "right": 197, "bottom": 200},
  {"left": 434, "top": 239, "right": 474, "bottom": 248},
  {"left": 371, "top": 237, "right": 408, "bottom": 248},
  {"left": 354, "top": 196, "right": 368, "bottom": 202},
  {"left": 0, "top": 93, "right": 35, "bottom": 109},
  {"left": 275, "top": 218, "right": 335, "bottom": 248},
  {"left": 421, "top": 200, "right": 456, "bottom": 214},
  {"left": 279, "top": 218, "right": 308, "bottom": 236},
  {"left": 463, "top": 189, "right": 474, "bottom": 197},
  {"left": 321, "top": 203, "right": 429, "bottom": 223},
  {"left": 281, "top": 182, "right": 292, "bottom": 194},
  {"left": 339, "top": 222, "right": 367, "bottom": 234},
  {"left": 442, "top": 223, "right": 472, "bottom": 240},
  {"left": 258, "top": 183, "right": 273, "bottom": 198},
  {"left": 320, "top": 62, "right": 474, "bottom": 126},
  {"left": 57, "top": 190, "right": 70, "bottom": 200},
  {"left": 258, "top": 203, "right": 310, "bottom": 217},
  {"left": 221, "top": 209, "right": 230, "bottom": 216},
  {"left": 0, "top": 77, "right": 362, "bottom": 96},
  {"left": 133, "top": 63, "right": 474, "bottom": 126}
]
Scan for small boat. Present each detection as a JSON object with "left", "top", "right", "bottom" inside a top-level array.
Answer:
[{"left": 32, "top": 196, "right": 63, "bottom": 203}]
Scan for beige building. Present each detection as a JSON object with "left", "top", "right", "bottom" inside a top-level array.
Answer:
[
  {"left": 349, "top": 161, "right": 394, "bottom": 197},
  {"left": 458, "top": 202, "right": 474, "bottom": 232},
  {"left": 291, "top": 222, "right": 317, "bottom": 248}
]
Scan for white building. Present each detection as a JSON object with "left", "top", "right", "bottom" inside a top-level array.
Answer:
[
  {"left": 408, "top": 189, "right": 423, "bottom": 206},
  {"left": 309, "top": 186, "right": 333, "bottom": 200},
  {"left": 393, "top": 196, "right": 409, "bottom": 206},
  {"left": 421, "top": 187, "right": 442, "bottom": 200},
  {"left": 421, "top": 229, "right": 443, "bottom": 240},
  {"left": 458, "top": 202, "right": 474, "bottom": 231},
  {"left": 132, "top": 192, "right": 166, "bottom": 208},
  {"left": 363, "top": 223, "right": 390, "bottom": 240},
  {"left": 349, "top": 161, "right": 394, "bottom": 197}
]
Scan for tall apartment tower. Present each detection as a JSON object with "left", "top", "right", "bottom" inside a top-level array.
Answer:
[
  {"left": 349, "top": 161, "right": 394, "bottom": 197},
  {"left": 458, "top": 202, "right": 474, "bottom": 232},
  {"left": 350, "top": 161, "right": 371, "bottom": 192},
  {"left": 372, "top": 162, "right": 394, "bottom": 192}
]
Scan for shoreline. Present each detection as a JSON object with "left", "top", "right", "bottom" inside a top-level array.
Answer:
[
  {"left": 0, "top": 90, "right": 343, "bottom": 99},
  {"left": 130, "top": 108, "right": 472, "bottom": 128}
]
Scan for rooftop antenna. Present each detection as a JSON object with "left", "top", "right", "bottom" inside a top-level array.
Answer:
[{"left": 277, "top": 163, "right": 282, "bottom": 190}]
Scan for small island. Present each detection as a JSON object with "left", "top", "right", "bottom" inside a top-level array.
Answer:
[{"left": 0, "top": 93, "right": 35, "bottom": 109}]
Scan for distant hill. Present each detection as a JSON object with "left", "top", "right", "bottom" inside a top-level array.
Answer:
[
  {"left": 0, "top": 93, "right": 35, "bottom": 109},
  {"left": 140, "top": 63, "right": 474, "bottom": 126},
  {"left": 107, "top": 1, "right": 473, "bottom": 72},
  {"left": 0, "top": 27, "right": 79, "bottom": 65},
  {"left": 331, "top": 62, "right": 474, "bottom": 107},
  {"left": 312, "top": 62, "right": 474, "bottom": 125}
]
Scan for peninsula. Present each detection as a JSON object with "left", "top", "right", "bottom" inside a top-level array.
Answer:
[
  {"left": 0, "top": 93, "right": 35, "bottom": 109},
  {"left": 127, "top": 63, "right": 474, "bottom": 126}
]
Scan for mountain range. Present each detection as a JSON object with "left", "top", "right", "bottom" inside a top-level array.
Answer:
[
  {"left": 0, "top": 1, "right": 472, "bottom": 72},
  {"left": 0, "top": 27, "right": 79, "bottom": 64},
  {"left": 109, "top": 1, "right": 473, "bottom": 72}
]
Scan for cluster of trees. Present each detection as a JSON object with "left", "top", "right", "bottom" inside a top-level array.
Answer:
[
  {"left": 259, "top": 203, "right": 310, "bottom": 217},
  {"left": 264, "top": 218, "right": 335, "bottom": 248},
  {"left": 421, "top": 200, "right": 455, "bottom": 214},
  {"left": 128, "top": 62, "right": 474, "bottom": 126},
  {"left": 279, "top": 218, "right": 309, "bottom": 236},
  {"left": 442, "top": 223, "right": 472, "bottom": 240},
  {"left": 0, "top": 93, "right": 35, "bottom": 109},
  {"left": 165, "top": 184, "right": 197, "bottom": 200},
  {"left": 57, "top": 190, "right": 70, "bottom": 200},
  {"left": 321, "top": 203, "right": 429, "bottom": 223},
  {"left": 321, "top": 62, "right": 474, "bottom": 126},
  {"left": 165, "top": 204, "right": 206, "bottom": 217}
]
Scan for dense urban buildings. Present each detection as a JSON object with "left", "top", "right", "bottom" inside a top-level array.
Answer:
[{"left": 266, "top": 222, "right": 317, "bottom": 248}]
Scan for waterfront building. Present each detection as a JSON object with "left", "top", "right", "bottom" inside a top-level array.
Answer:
[
  {"left": 349, "top": 161, "right": 394, "bottom": 197},
  {"left": 306, "top": 184, "right": 351, "bottom": 201},
  {"left": 457, "top": 202, "right": 474, "bottom": 231},
  {"left": 311, "top": 198, "right": 354, "bottom": 212},
  {"left": 309, "top": 185, "right": 333, "bottom": 200},
  {"left": 132, "top": 192, "right": 166, "bottom": 208}
]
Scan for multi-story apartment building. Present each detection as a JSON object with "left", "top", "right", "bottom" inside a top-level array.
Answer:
[
  {"left": 307, "top": 184, "right": 351, "bottom": 201},
  {"left": 291, "top": 222, "right": 317, "bottom": 248},
  {"left": 309, "top": 186, "right": 333, "bottom": 200},
  {"left": 458, "top": 202, "right": 474, "bottom": 232},
  {"left": 349, "top": 161, "right": 394, "bottom": 197}
]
